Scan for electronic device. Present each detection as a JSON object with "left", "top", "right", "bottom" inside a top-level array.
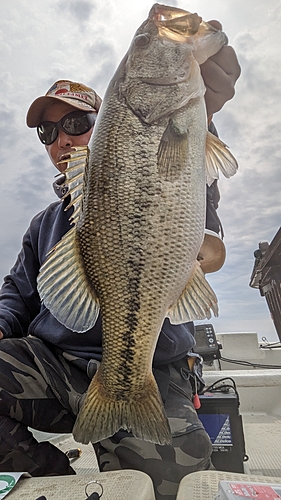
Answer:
[
  {"left": 215, "top": 480, "right": 281, "bottom": 500},
  {"left": 197, "top": 390, "right": 247, "bottom": 473},
  {"left": 193, "top": 324, "right": 221, "bottom": 361}
]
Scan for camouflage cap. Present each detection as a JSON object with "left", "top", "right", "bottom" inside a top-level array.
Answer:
[{"left": 26, "top": 80, "right": 102, "bottom": 127}]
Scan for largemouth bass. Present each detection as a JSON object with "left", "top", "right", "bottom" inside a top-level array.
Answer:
[{"left": 38, "top": 3, "right": 238, "bottom": 445}]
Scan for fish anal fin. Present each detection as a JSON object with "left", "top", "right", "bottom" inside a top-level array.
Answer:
[
  {"left": 37, "top": 226, "right": 99, "bottom": 333},
  {"left": 168, "top": 261, "right": 218, "bottom": 323},
  {"left": 206, "top": 131, "right": 238, "bottom": 186},
  {"left": 157, "top": 117, "right": 189, "bottom": 181},
  {"left": 73, "top": 369, "right": 171, "bottom": 445}
]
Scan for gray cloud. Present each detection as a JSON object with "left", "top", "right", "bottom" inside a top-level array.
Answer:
[
  {"left": 1, "top": 0, "right": 280, "bottom": 341},
  {"left": 86, "top": 40, "right": 118, "bottom": 92},
  {"left": 0, "top": 109, "right": 18, "bottom": 144},
  {"left": 156, "top": 0, "right": 178, "bottom": 6},
  {"left": 56, "top": 0, "right": 96, "bottom": 25},
  {"left": 87, "top": 40, "right": 116, "bottom": 60}
]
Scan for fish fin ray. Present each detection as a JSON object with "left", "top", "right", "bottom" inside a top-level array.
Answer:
[
  {"left": 205, "top": 131, "right": 238, "bottom": 186},
  {"left": 168, "top": 261, "right": 218, "bottom": 323},
  {"left": 73, "top": 370, "right": 171, "bottom": 445},
  {"left": 157, "top": 119, "right": 188, "bottom": 181},
  {"left": 37, "top": 226, "right": 99, "bottom": 333},
  {"left": 60, "top": 146, "right": 89, "bottom": 223}
]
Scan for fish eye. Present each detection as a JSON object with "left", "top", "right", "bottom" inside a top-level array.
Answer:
[{"left": 134, "top": 34, "right": 151, "bottom": 47}]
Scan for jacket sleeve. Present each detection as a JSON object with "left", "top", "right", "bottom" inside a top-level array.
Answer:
[{"left": 0, "top": 212, "right": 43, "bottom": 338}]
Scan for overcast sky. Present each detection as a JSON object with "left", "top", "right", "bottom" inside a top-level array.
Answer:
[{"left": 1, "top": 0, "right": 280, "bottom": 341}]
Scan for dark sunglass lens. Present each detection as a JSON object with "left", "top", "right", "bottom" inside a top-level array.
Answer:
[
  {"left": 37, "top": 112, "right": 96, "bottom": 144},
  {"left": 37, "top": 123, "right": 58, "bottom": 145},
  {"left": 62, "top": 113, "right": 91, "bottom": 135}
]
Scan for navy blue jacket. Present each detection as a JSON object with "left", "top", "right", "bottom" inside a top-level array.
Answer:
[{"left": 0, "top": 180, "right": 197, "bottom": 365}]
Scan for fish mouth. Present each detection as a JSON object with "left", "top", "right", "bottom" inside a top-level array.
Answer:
[
  {"left": 149, "top": 3, "right": 202, "bottom": 39},
  {"left": 149, "top": 4, "right": 224, "bottom": 43}
]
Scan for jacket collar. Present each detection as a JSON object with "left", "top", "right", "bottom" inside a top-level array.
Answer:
[{"left": 53, "top": 174, "right": 68, "bottom": 199}]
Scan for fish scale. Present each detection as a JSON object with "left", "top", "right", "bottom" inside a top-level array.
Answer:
[{"left": 37, "top": 3, "right": 238, "bottom": 445}]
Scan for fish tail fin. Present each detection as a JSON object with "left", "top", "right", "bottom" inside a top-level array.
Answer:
[
  {"left": 73, "top": 369, "right": 171, "bottom": 445},
  {"left": 167, "top": 260, "right": 218, "bottom": 323},
  {"left": 206, "top": 131, "right": 238, "bottom": 186}
]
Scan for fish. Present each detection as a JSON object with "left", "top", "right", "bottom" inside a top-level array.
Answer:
[{"left": 37, "top": 3, "right": 238, "bottom": 445}]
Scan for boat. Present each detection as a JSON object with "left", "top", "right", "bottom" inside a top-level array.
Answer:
[{"left": 2, "top": 228, "right": 281, "bottom": 499}]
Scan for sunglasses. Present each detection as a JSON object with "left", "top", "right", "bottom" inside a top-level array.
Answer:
[{"left": 37, "top": 110, "right": 97, "bottom": 145}]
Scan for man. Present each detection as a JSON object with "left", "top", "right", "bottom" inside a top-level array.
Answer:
[{"left": 0, "top": 36, "right": 240, "bottom": 500}]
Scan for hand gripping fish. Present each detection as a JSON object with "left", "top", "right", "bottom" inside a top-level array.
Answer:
[{"left": 37, "top": 4, "right": 238, "bottom": 445}]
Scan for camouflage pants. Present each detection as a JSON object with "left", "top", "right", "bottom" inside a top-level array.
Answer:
[{"left": 0, "top": 336, "right": 212, "bottom": 500}]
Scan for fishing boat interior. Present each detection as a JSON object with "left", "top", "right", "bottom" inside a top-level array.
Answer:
[{"left": 3, "top": 228, "right": 281, "bottom": 499}]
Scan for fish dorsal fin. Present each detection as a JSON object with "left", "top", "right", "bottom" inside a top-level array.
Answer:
[
  {"left": 59, "top": 146, "right": 89, "bottom": 225},
  {"left": 205, "top": 131, "right": 238, "bottom": 186},
  {"left": 37, "top": 146, "right": 100, "bottom": 333},
  {"left": 167, "top": 261, "right": 218, "bottom": 323}
]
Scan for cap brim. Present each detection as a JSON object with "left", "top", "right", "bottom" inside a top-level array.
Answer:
[
  {"left": 197, "top": 229, "right": 226, "bottom": 274},
  {"left": 26, "top": 95, "right": 96, "bottom": 127}
]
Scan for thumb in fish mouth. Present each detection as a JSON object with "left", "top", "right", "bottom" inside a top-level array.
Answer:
[{"left": 207, "top": 20, "right": 223, "bottom": 31}]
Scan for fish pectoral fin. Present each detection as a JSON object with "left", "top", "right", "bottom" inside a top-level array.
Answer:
[
  {"left": 37, "top": 227, "right": 99, "bottom": 333},
  {"left": 205, "top": 131, "right": 238, "bottom": 186},
  {"left": 157, "top": 118, "right": 188, "bottom": 181},
  {"left": 167, "top": 261, "right": 218, "bottom": 323},
  {"left": 73, "top": 370, "right": 171, "bottom": 445}
]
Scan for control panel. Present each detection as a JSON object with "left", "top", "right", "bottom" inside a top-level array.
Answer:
[{"left": 193, "top": 323, "right": 221, "bottom": 361}]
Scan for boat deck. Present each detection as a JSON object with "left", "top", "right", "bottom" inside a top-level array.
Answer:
[
  {"left": 30, "top": 411, "right": 281, "bottom": 480},
  {"left": 243, "top": 414, "right": 281, "bottom": 477},
  {"left": 6, "top": 333, "right": 281, "bottom": 498},
  {"left": 47, "top": 413, "right": 281, "bottom": 478},
  {"left": 7, "top": 420, "right": 281, "bottom": 499}
]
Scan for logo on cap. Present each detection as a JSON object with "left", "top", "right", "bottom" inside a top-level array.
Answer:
[{"left": 46, "top": 80, "right": 94, "bottom": 103}]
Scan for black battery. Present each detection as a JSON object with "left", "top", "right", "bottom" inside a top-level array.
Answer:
[{"left": 197, "top": 390, "right": 246, "bottom": 473}]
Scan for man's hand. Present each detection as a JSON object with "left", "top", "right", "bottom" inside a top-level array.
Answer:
[
  {"left": 201, "top": 20, "right": 241, "bottom": 118},
  {"left": 0, "top": 331, "right": 3, "bottom": 339}
]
